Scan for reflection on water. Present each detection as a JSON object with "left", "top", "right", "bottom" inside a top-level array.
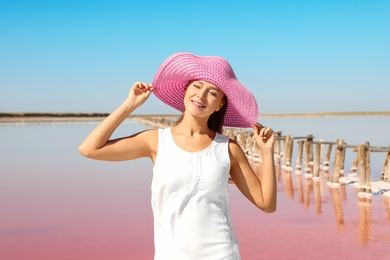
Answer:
[
  {"left": 1, "top": 117, "right": 390, "bottom": 260},
  {"left": 329, "top": 183, "right": 345, "bottom": 232},
  {"left": 274, "top": 160, "right": 390, "bottom": 257},
  {"left": 358, "top": 196, "right": 372, "bottom": 246}
]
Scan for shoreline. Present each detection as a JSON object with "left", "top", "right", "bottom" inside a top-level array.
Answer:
[
  {"left": 0, "top": 111, "right": 389, "bottom": 121},
  {"left": 1, "top": 111, "right": 389, "bottom": 126}
]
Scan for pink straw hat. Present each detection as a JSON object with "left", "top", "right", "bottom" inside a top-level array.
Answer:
[{"left": 152, "top": 52, "right": 259, "bottom": 128}]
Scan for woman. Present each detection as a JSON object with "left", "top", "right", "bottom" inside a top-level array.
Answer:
[{"left": 79, "top": 52, "right": 277, "bottom": 260}]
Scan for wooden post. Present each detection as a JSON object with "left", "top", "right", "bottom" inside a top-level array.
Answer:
[
  {"left": 303, "top": 135, "right": 314, "bottom": 173},
  {"left": 320, "top": 141, "right": 324, "bottom": 167},
  {"left": 282, "top": 135, "right": 288, "bottom": 165},
  {"left": 357, "top": 145, "right": 366, "bottom": 188},
  {"left": 340, "top": 141, "right": 346, "bottom": 175},
  {"left": 307, "top": 135, "right": 314, "bottom": 163},
  {"left": 365, "top": 142, "right": 371, "bottom": 191},
  {"left": 331, "top": 139, "right": 345, "bottom": 183},
  {"left": 283, "top": 135, "right": 294, "bottom": 167},
  {"left": 304, "top": 141, "right": 310, "bottom": 173},
  {"left": 296, "top": 140, "right": 304, "bottom": 171},
  {"left": 313, "top": 143, "right": 321, "bottom": 178},
  {"left": 350, "top": 151, "right": 359, "bottom": 174},
  {"left": 358, "top": 143, "right": 371, "bottom": 193},
  {"left": 323, "top": 143, "right": 333, "bottom": 170},
  {"left": 380, "top": 150, "right": 390, "bottom": 182},
  {"left": 274, "top": 131, "right": 282, "bottom": 162}
]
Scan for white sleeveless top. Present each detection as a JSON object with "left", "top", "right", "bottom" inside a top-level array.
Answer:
[{"left": 152, "top": 128, "right": 240, "bottom": 260}]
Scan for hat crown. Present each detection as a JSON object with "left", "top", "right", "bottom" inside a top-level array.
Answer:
[
  {"left": 185, "top": 54, "right": 235, "bottom": 80},
  {"left": 152, "top": 52, "right": 259, "bottom": 128}
]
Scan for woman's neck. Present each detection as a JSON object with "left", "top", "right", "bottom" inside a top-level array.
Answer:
[{"left": 175, "top": 114, "right": 213, "bottom": 136}]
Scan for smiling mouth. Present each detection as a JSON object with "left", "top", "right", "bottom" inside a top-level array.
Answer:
[{"left": 191, "top": 100, "right": 206, "bottom": 108}]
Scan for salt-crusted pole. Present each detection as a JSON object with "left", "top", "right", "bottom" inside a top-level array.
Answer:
[
  {"left": 358, "top": 143, "right": 371, "bottom": 193},
  {"left": 283, "top": 135, "right": 294, "bottom": 169},
  {"left": 350, "top": 151, "right": 359, "bottom": 175},
  {"left": 313, "top": 142, "right": 322, "bottom": 179},
  {"left": 323, "top": 143, "right": 333, "bottom": 171},
  {"left": 331, "top": 139, "right": 346, "bottom": 184},
  {"left": 304, "top": 135, "right": 314, "bottom": 173},
  {"left": 295, "top": 140, "right": 304, "bottom": 173},
  {"left": 273, "top": 131, "right": 282, "bottom": 163},
  {"left": 380, "top": 149, "right": 390, "bottom": 182}
]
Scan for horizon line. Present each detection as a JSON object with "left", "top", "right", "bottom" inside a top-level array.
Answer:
[{"left": 1, "top": 111, "right": 390, "bottom": 118}]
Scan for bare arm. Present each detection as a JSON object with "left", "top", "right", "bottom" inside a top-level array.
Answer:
[
  {"left": 229, "top": 124, "right": 277, "bottom": 213},
  {"left": 78, "top": 82, "right": 156, "bottom": 161}
]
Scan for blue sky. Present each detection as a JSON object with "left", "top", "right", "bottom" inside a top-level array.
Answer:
[{"left": 0, "top": 0, "right": 389, "bottom": 114}]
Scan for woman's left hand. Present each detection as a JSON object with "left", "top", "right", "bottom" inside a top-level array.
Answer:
[{"left": 251, "top": 123, "right": 275, "bottom": 151}]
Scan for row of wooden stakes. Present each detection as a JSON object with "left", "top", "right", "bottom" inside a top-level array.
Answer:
[
  {"left": 135, "top": 117, "right": 390, "bottom": 192},
  {"left": 225, "top": 128, "right": 390, "bottom": 191}
]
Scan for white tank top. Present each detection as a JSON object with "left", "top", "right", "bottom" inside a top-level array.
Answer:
[{"left": 152, "top": 127, "right": 240, "bottom": 260}]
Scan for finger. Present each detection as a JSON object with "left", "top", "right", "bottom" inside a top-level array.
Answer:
[
  {"left": 260, "top": 128, "right": 267, "bottom": 139},
  {"left": 138, "top": 82, "right": 147, "bottom": 91},
  {"left": 252, "top": 123, "right": 267, "bottom": 137},
  {"left": 145, "top": 84, "right": 154, "bottom": 92},
  {"left": 251, "top": 124, "right": 260, "bottom": 137},
  {"left": 140, "top": 82, "right": 148, "bottom": 88},
  {"left": 260, "top": 126, "right": 273, "bottom": 139},
  {"left": 253, "top": 123, "right": 267, "bottom": 129},
  {"left": 143, "top": 85, "right": 154, "bottom": 93},
  {"left": 135, "top": 82, "right": 154, "bottom": 93}
]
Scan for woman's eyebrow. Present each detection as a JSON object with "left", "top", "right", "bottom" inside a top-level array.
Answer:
[
  {"left": 194, "top": 81, "right": 221, "bottom": 92},
  {"left": 209, "top": 86, "right": 222, "bottom": 92}
]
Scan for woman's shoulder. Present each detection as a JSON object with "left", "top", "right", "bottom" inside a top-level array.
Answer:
[
  {"left": 133, "top": 128, "right": 159, "bottom": 145},
  {"left": 227, "top": 137, "right": 246, "bottom": 161},
  {"left": 135, "top": 128, "right": 158, "bottom": 135},
  {"left": 137, "top": 127, "right": 169, "bottom": 143}
]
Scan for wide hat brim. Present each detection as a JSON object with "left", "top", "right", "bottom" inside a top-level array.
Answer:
[{"left": 152, "top": 52, "right": 259, "bottom": 128}]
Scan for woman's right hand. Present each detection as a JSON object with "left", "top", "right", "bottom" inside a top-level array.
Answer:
[
  {"left": 79, "top": 81, "right": 156, "bottom": 161},
  {"left": 128, "top": 82, "right": 154, "bottom": 108}
]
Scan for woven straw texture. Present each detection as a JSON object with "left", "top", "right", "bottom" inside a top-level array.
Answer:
[{"left": 152, "top": 52, "right": 258, "bottom": 128}]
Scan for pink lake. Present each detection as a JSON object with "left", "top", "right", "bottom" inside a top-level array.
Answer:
[{"left": 1, "top": 117, "right": 389, "bottom": 260}]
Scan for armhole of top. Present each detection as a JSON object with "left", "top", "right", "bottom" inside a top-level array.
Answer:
[
  {"left": 217, "top": 133, "right": 231, "bottom": 167},
  {"left": 152, "top": 128, "right": 166, "bottom": 171}
]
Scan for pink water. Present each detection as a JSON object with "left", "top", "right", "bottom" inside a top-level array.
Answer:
[{"left": 1, "top": 119, "right": 389, "bottom": 260}]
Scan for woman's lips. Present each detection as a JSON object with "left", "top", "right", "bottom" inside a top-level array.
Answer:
[{"left": 191, "top": 100, "right": 206, "bottom": 108}]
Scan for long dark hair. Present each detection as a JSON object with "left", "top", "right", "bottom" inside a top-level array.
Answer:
[
  {"left": 175, "top": 95, "right": 228, "bottom": 134},
  {"left": 207, "top": 95, "right": 228, "bottom": 133}
]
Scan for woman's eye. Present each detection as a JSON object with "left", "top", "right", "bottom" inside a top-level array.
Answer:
[
  {"left": 193, "top": 85, "right": 200, "bottom": 89},
  {"left": 209, "top": 92, "right": 217, "bottom": 97}
]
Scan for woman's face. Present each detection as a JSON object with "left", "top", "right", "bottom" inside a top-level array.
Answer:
[{"left": 183, "top": 80, "right": 225, "bottom": 118}]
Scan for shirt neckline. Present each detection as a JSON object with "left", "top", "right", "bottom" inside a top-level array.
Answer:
[{"left": 168, "top": 127, "right": 218, "bottom": 154}]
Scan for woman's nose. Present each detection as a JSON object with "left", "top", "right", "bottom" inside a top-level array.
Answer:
[{"left": 197, "top": 90, "right": 206, "bottom": 100}]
